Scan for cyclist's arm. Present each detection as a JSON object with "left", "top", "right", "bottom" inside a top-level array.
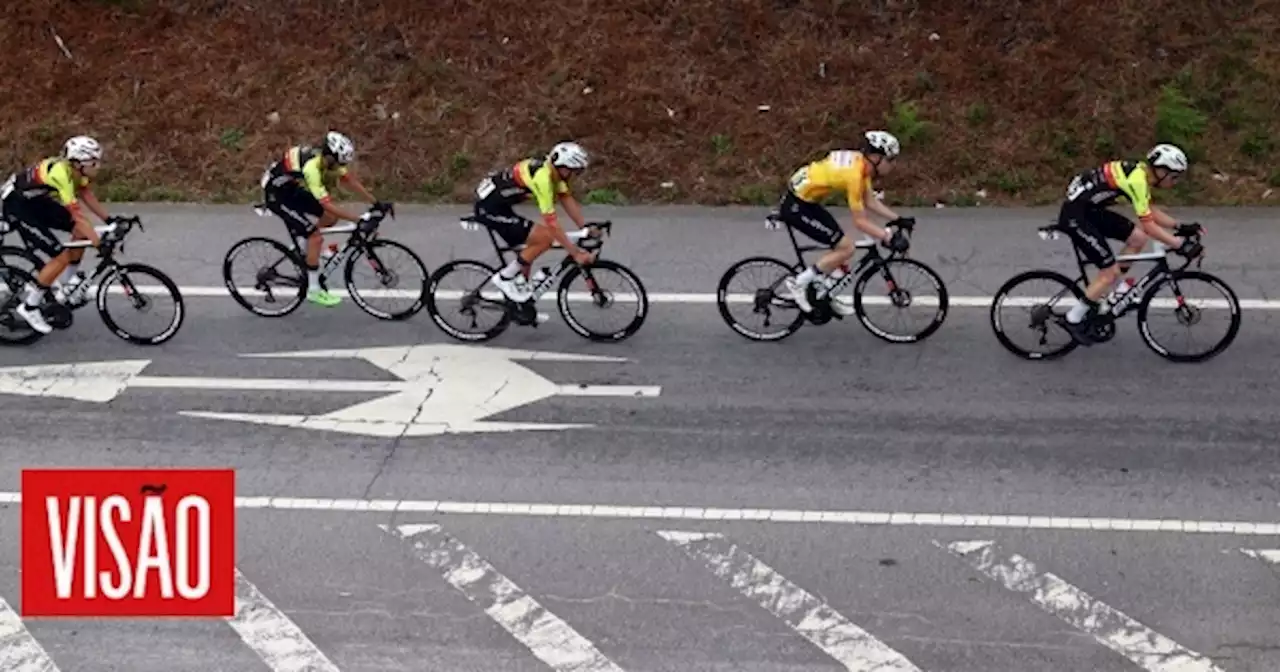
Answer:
[
  {"left": 79, "top": 188, "right": 110, "bottom": 223},
  {"left": 66, "top": 202, "right": 100, "bottom": 247},
  {"left": 532, "top": 172, "right": 584, "bottom": 255},
  {"left": 847, "top": 179, "right": 892, "bottom": 242},
  {"left": 1149, "top": 205, "right": 1178, "bottom": 229},
  {"left": 339, "top": 172, "right": 378, "bottom": 205},
  {"left": 557, "top": 192, "right": 587, "bottom": 229},
  {"left": 305, "top": 162, "right": 361, "bottom": 221}
]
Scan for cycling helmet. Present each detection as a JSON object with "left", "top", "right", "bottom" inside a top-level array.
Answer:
[
  {"left": 862, "top": 130, "right": 901, "bottom": 159},
  {"left": 1147, "top": 143, "right": 1188, "bottom": 173},
  {"left": 324, "top": 131, "right": 355, "bottom": 164},
  {"left": 548, "top": 141, "right": 589, "bottom": 170},
  {"left": 63, "top": 136, "right": 103, "bottom": 163}
]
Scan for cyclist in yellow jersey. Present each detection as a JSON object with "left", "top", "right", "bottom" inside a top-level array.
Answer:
[
  {"left": 261, "top": 131, "right": 393, "bottom": 307},
  {"left": 473, "top": 141, "right": 597, "bottom": 309},
  {"left": 1055, "top": 143, "right": 1203, "bottom": 344},
  {"left": 779, "top": 130, "right": 912, "bottom": 314},
  {"left": 1, "top": 136, "right": 123, "bottom": 334}
]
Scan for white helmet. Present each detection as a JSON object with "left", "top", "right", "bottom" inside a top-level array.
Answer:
[
  {"left": 1147, "top": 143, "right": 1188, "bottom": 173},
  {"left": 862, "top": 130, "right": 901, "bottom": 159},
  {"left": 324, "top": 131, "right": 355, "bottom": 164},
  {"left": 63, "top": 135, "right": 103, "bottom": 163},
  {"left": 548, "top": 141, "right": 589, "bottom": 170}
]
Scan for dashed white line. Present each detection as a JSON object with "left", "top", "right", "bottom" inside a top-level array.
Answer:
[
  {"left": 939, "top": 540, "right": 1225, "bottom": 672},
  {"left": 660, "top": 530, "right": 921, "bottom": 671},
  {"left": 93, "top": 285, "right": 1277, "bottom": 309},
  {"left": 0, "top": 492, "right": 1276, "bottom": 536},
  {"left": 0, "top": 598, "right": 59, "bottom": 672},
  {"left": 381, "top": 523, "right": 626, "bottom": 672},
  {"left": 227, "top": 568, "right": 342, "bottom": 672}
]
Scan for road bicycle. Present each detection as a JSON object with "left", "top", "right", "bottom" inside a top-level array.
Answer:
[
  {"left": 0, "top": 216, "right": 45, "bottom": 274},
  {"left": 425, "top": 216, "right": 648, "bottom": 342},
  {"left": 989, "top": 222, "right": 1240, "bottom": 362},
  {"left": 223, "top": 202, "right": 429, "bottom": 320},
  {"left": 0, "top": 215, "right": 185, "bottom": 346},
  {"left": 716, "top": 212, "right": 949, "bottom": 342}
]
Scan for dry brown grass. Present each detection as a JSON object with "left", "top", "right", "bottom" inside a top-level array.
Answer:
[{"left": 4, "top": 0, "right": 1280, "bottom": 206}]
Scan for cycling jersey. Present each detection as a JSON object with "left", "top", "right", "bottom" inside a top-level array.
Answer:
[
  {"left": 8, "top": 157, "right": 90, "bottom": 208},
  {"left": 786, "top": 150, "right": 874, "bottom": 211},
  {"left": 268, "top": 146, "right": 348, "bottom": 203},
  {"left": 1065, "top": 160, "right": 1154, "bottom": 223},
  {"left": 476, "top": 158, "right": 569, "bottom": 215}
]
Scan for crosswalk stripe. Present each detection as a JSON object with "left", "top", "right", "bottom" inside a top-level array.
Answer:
[
  {"left": 381, "top": 523, "right": 626, "bottom": 672},
  {"left": 0, "top": 598, "right": 59, "bottom": 672},
  {"left": 227, "top": 568, "right": 342, "bottom": 672},
  {"left": 939, "top": 540, "right": 1225, "bottom": 672},
  {"left": 659, "top": 530, "right": 921, "bottom": 671}
]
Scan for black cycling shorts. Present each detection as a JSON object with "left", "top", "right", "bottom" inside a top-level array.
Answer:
[
  {"left": 778, "top": 191, "right": 845, "bottom": 246},
  {"left": 2, "top": 194, "right": 74, "bottom": 257},
  {"left": 1057, "top": 200, "right": 1136, "bottom": 268},
  {"left": 264, "top": 182, "right": 324, "bottom": 240},
  {"left": 473, "top": 200, "right": 533, "bottom": 248}
]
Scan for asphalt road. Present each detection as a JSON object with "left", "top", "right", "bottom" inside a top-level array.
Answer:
[{"left": 0, "top": 203, "right": 1276, "bottom": 671}]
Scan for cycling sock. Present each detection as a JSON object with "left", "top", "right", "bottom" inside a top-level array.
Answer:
[
  {"left": 499, "top": 259, "right": 523, "bottom": 280},
  {"left": 57, "top": 264, "right": 79, "bottom": 285},
  {"left": 307, "top": 266, "right": 321, "bottom": 291},
  {"left": 795, "top": 265, "right": 820, "bottom": 285},
  {"left": 1066, "top": 299, "right": 1094, "bottom": 324},
  {"left": 23, "top": 284, "right": 44, "bottom": 308}
]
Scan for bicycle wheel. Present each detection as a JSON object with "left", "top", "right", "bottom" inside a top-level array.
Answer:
[
  {"left": 96, "top": 262, "right": 185, "bottom": 345},
  {"left": 0, "top": 265, "right": 45, "bottom": 346},
  {"left": 343, "top": 239, "right": 429, "bottom": 320},
  {"left": 1136, "top": 269, "right": 1241, "bottom": 363},
  {"left": 425, "top": 259, "right": 512, "bottom": 342},
  {"left": 223, "top": 236, "right": 306, "bottom": 317},
  {"left": 853, "top": 257, "right": 949, "bottom": 343},
  {"left": 990, "top": 269, "right": 1086, "bottom": 360},
  {"left": 716, "top": 256, "right": 806, "bottom": 341},
  {"left": 556, "top": 259, "right": 648, "bottom": 342},
  {"left": 0, "top": 245, "right": 43, "bottom": 277}
]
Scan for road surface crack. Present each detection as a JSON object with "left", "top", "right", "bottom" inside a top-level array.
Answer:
[{"left": 361, "top": 386, "right": 433, "bottom": 502}]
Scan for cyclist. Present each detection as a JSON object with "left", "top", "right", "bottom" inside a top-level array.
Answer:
[
  {"left": 474, "top": 142, "right": 597, "bottom": 311},
  {"left": 1056, "top": 143, "right": 1203, "bottom": 344},
  {"left": 779, "top": 130, "right": 912, "bottom": 314},
  {"left": 260, "top": 130, "right": 393, "bottom": 307},
  {"left": 1, "top": 135, "right": 117, "bottom": 334}
]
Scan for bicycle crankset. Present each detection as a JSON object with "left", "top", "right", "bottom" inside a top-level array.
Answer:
[
  {"left": 511, "top": 302, "right": 541, "bottom": 327},
  {"left": 1087, "top": 318, "right": 1117, "bottom": 343},
  {"left": 42, "top": 303, "right": 73, "bottom": 330}
]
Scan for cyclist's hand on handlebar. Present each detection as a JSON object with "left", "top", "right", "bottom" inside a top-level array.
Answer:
[
  {"left": 373, "top": 201, "right": 396, "bottom": 219},
  {"left": 1175, "top": 236, "right": 1204, "bottom": 259},
  {"left": 1175, "top": 222, "right": 1203, "bottom": 237},
  {"left": 881, "top": 228, "right": 910, "bottom": 253}
]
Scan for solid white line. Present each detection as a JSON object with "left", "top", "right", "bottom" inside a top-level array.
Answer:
[
  {"left": 132, "top": 376, "right": 409, "bottom": 393},
  {"left": 660, "top": 531, "right": 921, "bottom": 671},
  {"left": 1, "top": 492, "right": 1277, "bottom": 536},
  {"left": 90, "top": 285, "right": 1277, "bottom": 309},
  {"left": 382, "top": 523, "right": 625, "bottom": 672},
  {"left": 0, "top": 598, "right": 59, "bottom": 672},
  {"left": 939, "top": 540, "right": 1224, "bottom": 672},
  {"left": 226, "top": 568, "right": 341, "bottom": 672},
  {"left": 553, "top": 384, "right": 662, "bottom": 397}
]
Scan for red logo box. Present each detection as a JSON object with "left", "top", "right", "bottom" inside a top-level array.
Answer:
[{"left": 21, "top": 469, "right": 235, "bottom": 617}]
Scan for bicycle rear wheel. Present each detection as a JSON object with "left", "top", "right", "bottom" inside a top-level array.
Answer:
[
  {"left": 716, "top": 256, "right": 806, "bottom": 341},
  {"left": 990, "top": 270, "right": 1085, "bottom": 360},
  {"left": 557, "top": 260, "right": 648, "bottom": 342},
  {"left": 1136, "top": 269, "right": 1241, "bottom": 363},
  {"left": 223, "top": 236, "right": 306, "bottom": 317},
  {"left": 0, "top": 265, "right": 44, "bottom": 346},
  {"left": 97, "top": 262, "right": 185, "bottom": 345},
  {"left": 425, "top": 259, "right": 512, "bottom": 342}
]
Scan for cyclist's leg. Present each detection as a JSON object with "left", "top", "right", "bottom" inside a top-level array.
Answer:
[
  {"left": 1057, "top": 200, "right": 1118, "bottom": 331},
  {"left": 779, "top": 192, "right": 848, "bottom": 312},
  {"left": 1094, "top": 209, "right": 1145, "bottom": 294},
  {"left": 266, "top": 184, "right": 336, "bottom": 305},
  {"left": 477, "top": 202, "right": 537, "bottom": 300},
  {"left": 4, "top": 197, "right": 72, "bottom": 333}
]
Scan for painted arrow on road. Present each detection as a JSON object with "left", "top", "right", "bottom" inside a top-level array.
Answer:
[{"left": 0, "top": 344, "right": 661, "bottom": 437}]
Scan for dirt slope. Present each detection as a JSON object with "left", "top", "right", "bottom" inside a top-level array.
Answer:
[{"left": 4, "top": 0, "right": 1279, "bottom": 207}]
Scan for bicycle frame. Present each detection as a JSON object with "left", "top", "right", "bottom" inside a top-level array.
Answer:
[
  {"left": 1037, "top": 222, "right": 1203, "bottom": 319},
  {"left": 764, "top": 211, "right": 913, "bottom": 299},
  {"left": 251, "top": 204, "right": 387, "bottom": 281},
  {"left": 458, "top": 215, "right": 610, "bottom": 302}
]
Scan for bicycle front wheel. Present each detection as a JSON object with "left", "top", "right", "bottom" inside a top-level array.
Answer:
[
  {"left": 96, "top": 262, "right": 185, "bottom": 345},
  {"left": 557, "top": 259, "right": 648, "bottom": 342},
  {"left": 853, "top": 257, "right": 949, "bottom": 343},
  {"left": 344, "top": 239, "right": 430, "bottom": 320},
  {"left": 990, "top": 269, "right": 1085, "bottom": 360},
  {"left": 1136, "top": 269, "right": 1241, "bottom": 363}
]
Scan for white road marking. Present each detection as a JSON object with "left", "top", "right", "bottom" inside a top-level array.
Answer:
[
  {"left": 0, "top": 492, "right": 1275, "bottom": 536},
  {"left": 90, "top": 285, "right": 1277, "bottom": 309},
  {"left": 227, "top": 568, "right": 341, "bottom": 672},
  {"left": 381, "top": 523, "right": 625, "bottom": 672},
  {"left": 660, "top": 530, "right": 921, "bottom": 671},
  {"left": 939, "top": 540, "right": 1224, "bottom": 672},
  {"left": 1240, "top": 548, "right": 1280, "bottom": 565},
  {"left": 0, "top": 598, "right": 60, "bottom": 672}
]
